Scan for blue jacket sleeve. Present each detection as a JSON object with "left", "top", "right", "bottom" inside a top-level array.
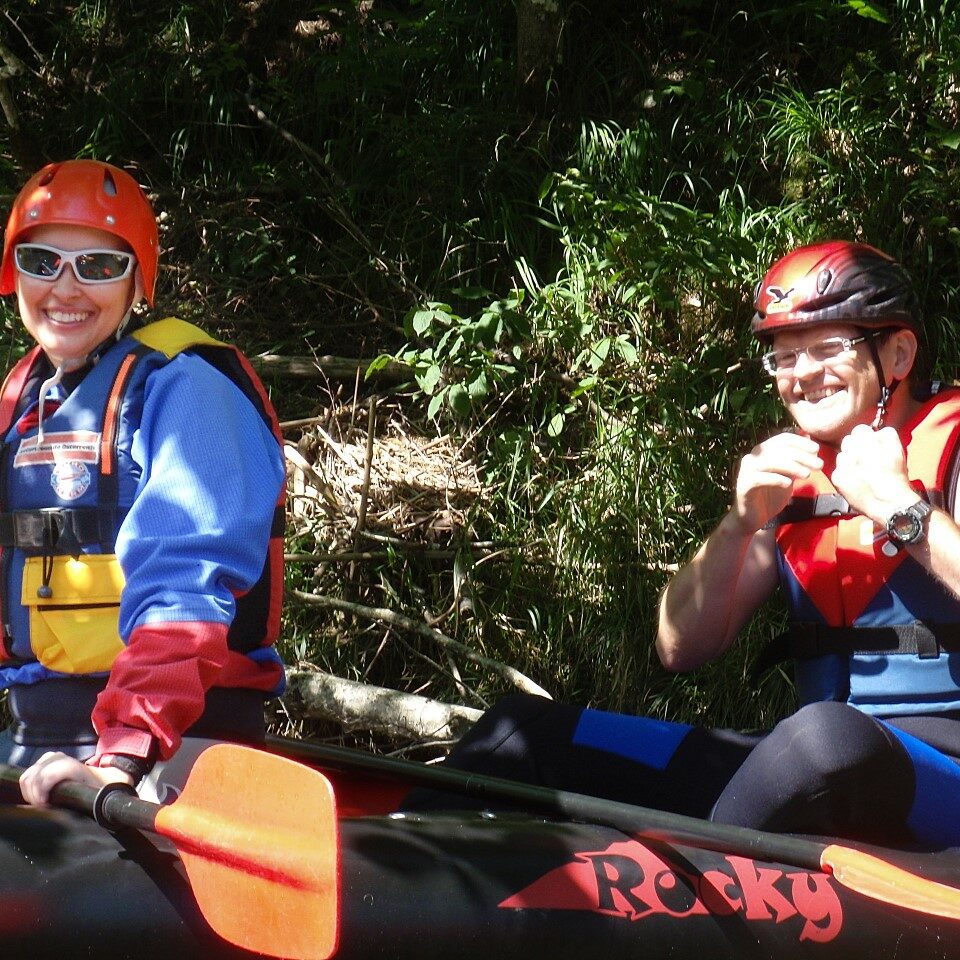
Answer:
[{"left": 114, "top": 352, "right": 285, "bottom": 637}]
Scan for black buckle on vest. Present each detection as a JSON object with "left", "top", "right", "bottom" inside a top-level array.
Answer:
[
  {"left": 13, "top": 509, "right": 68, "bottom": 550},
  {"left": 764, "top": 493, "right": 856, "bottom": 529},
  {"left": 0, "top": 508, "right": 120, "bottom": 553}
]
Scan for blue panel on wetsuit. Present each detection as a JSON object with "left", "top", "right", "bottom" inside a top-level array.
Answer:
[
  {"left": 883, "top": 724, "right": 960, "bottom": 847},
  {"left": 573, "top": 709, "right": 693, "bottom": 771}
]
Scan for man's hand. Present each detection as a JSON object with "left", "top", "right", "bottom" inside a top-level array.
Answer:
[
  {"left": 731, "top": 432, "right": 823, "bottom": 533},
  {"left": 18, "top": 752, "right": 135, "bottom": 806},
  {"left": 832, "top": 424, "right": 917, "bottom": 525}
]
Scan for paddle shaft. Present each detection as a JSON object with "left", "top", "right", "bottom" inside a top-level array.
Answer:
[{"left": 266, "top": 734, "right": 827, "bottom": 871}]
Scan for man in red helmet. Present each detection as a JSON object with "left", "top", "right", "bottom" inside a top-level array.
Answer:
[
  {"left": 0, "top": 161, "right": 286, "bottom": 805},
  {"left": 660, "top": 240, "right": 958, "bottom": 679},
  {"left": 413, "top": 241, "right": 960, "bottom": 847}
]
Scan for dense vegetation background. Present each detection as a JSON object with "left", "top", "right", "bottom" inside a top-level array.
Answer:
[{"left": 2, "top": 0, "right": 960, "bottom": 746}]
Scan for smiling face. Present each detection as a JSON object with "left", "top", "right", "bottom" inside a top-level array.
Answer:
[
  {"left": 771, "top": 323, "right": 903, "bottom": 444},
  {"left": 14, "top": 223, "right": 143, "bottom": 369}
]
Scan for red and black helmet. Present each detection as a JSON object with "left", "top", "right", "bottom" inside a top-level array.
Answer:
[
  {"left": 751, "top": 240, "right": 919, "bottom": 340},
  {"left": 0, "top": 160, "right": 159, "bottom": 305}
]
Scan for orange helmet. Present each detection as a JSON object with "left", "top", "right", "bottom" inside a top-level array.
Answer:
[
  {"left": 0, "top": 160, "right": 159, "bottom": 305},
  {"left": 752, "top": 240, "right": 919, "bottom": 340}
]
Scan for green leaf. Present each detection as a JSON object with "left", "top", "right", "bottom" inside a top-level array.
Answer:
[
  {"left": 448, "top": 384, "right": 471, "bottom": 416},
  {"left": 417, "top": 363, "right": 442, "bottom": 394},
  {"left": 475, "top": 310, "right": 502, "bottom": 346},
  {"left": 572, "top": 376, "right": 599, "bottom": 398},
  {"left": 537, "top": 173, "right": 556, "bottom": 203},
  {"left": 547, "top": 412, "right": 565, "bottom": 437},
  {"left": 846, "top": 0, "right": 889, "bottom": 23},
  {"left": 407, "top": 303, "right": 454, "bottom": 337},
  {"left": 409, "top": 309, "right": 437, "bottom": 336},
  {"left": 467, "top": 371, "right": 490, "bottom": 400},
  {"left": 365, "top": 354, "right": 396, "bottom": 376},
  {"left": 585, "top": 337, "right": 612, "bottom": 372},
  {"left": 427, "top": 391, "right": 445, "bottom": 419},
  {"left": 617, "top": 338, "right": 639, "bottom": 364}
]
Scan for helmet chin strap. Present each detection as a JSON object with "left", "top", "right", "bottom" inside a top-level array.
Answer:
[
  {"left": 871, "top": 382, "right": 896, "bottom": 430},
  {"left": 863, "top": 330, "right": 899, "bottom": 430}
]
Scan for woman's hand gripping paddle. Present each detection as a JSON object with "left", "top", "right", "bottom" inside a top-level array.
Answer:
[{"left": 0, "top": 744, "right": 339, "bottom": 960}]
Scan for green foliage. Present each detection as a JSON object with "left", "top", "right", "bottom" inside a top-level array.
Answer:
[
  {"left": 393, "top": 117, "right": 798, "bottom": 718},
  {"left": 398, "top": 294, "right": 531, "bottom": 418},
  {"left": 4, "top": 0, "right": 960, "bottom": 736}
]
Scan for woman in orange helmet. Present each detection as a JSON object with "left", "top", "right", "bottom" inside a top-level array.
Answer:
[{"left": 0, "top": 160, "right": 286, "bottom": 805}]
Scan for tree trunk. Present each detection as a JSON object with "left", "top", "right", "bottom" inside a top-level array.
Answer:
[
  {"left": 249, "top": 353, "right": 412, "bottom": 382},
  {"left": 515, "top": 0, "right": 564, "bottom": 116},
  {"left": 0, "top": 35, "right": 44, "bottom": 171}
]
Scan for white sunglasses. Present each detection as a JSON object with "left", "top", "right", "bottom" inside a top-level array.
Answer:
[
  {"left": 14, "top": 243, "right": 137, "bottom": 284},
  {"left": 761, "top": 334, "right": 874, "bottom": 376}
]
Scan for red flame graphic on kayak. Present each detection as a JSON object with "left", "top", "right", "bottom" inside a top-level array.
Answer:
[{"left": 500, "top": 838, "right": 843, "bottom": 944}]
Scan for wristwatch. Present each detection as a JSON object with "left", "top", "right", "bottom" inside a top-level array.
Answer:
[{"left": 885, "top": 500, "right": 933, "bottom": 549}]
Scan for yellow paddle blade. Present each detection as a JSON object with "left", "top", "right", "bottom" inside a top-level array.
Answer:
[
  {"left": 823, "top": 843, "right": 960, "bottom": 920},
  {"left": 154, "top": 744, "right": 339, "bottom": 960}
]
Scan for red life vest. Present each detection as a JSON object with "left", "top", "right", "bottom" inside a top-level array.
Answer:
[{"left": 772, "top": 386, "right": 960, "bottom": 715}]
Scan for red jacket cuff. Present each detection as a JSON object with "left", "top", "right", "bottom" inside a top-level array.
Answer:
[{"left": 90, "top": 728, "right": 158, "bottom": 763}]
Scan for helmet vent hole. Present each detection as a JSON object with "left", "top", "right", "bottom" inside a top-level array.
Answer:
[
  {"left": 38, "top": 168, "right": 58, "bottom": 187},
  {"left": 102, "top": 171, "right": 118, "bottom": 197},
  {"left": 817, "top": 268, "right": 832, "bottom": 294}
]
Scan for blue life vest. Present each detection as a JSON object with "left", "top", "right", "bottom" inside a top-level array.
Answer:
[{"left": 0, "top": 318, "right": 284, "bottom": 685}]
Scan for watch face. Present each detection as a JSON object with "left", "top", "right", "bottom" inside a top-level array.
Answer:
[{"left": 890, "top": 513, "right": 921, "bottom": 542}]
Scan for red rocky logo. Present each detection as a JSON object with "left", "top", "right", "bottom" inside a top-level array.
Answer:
[{"left": 500, "top": 838, "right": 843, "bottom": 943}]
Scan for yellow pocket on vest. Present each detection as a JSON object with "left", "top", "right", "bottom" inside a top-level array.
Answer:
[{"left": 22, "top": 555, "right": 126, "bottom": 674}]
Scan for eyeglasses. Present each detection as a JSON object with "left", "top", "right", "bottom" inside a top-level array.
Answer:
[
  {"left": 14, "top": 244, "right": 136, "bottom": 285},
  {"left": 761, "top": 334, "right": 873, "bottom": 376}
]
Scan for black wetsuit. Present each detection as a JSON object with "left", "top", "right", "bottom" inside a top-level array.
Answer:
[{"left": 407, "top": 693, "right": 960, "bottom": 847}]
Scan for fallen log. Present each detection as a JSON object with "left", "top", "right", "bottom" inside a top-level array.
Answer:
[{"left": 281, "top": 668, "right": 482, "bottom": 742}]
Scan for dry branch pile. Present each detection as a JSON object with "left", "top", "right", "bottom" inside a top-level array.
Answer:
[
  {"left": 278, "top": 393, "right": 546, "bottom": 747},
  {"left": 286, "top": 397, "right": 483, "bottom": 547}
]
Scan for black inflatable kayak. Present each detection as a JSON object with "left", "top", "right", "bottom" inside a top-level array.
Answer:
[{"left": 3, "top": 737, "right": 960, "bottom": 959}]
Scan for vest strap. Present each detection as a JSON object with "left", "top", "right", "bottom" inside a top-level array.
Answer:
[
  {"left": 0, "top": 508, "right": 125, "bottom": 552},
  {"left": 755, "top": 621, "right": 960, "bottom": 676}
]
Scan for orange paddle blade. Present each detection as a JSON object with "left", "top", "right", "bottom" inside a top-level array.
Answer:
[
  {"left": 155, "top": 744, "right": 339, "bottom": 960},
  {"left": 822, "top": 844, "right": 960, "bottom": 920}
]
